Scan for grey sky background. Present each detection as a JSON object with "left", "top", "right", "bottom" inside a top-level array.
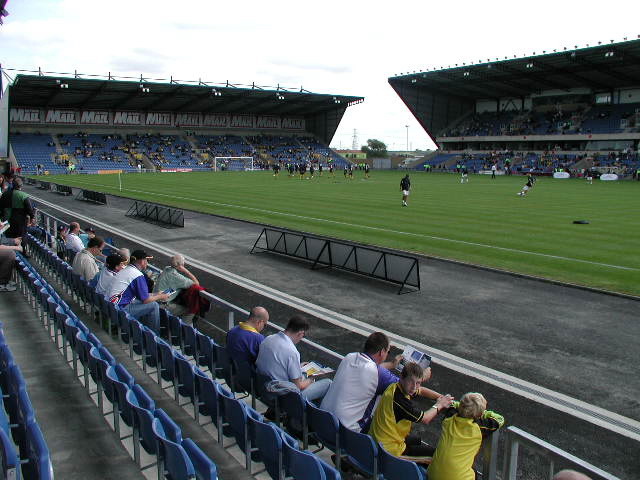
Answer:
[{"left": 1, "top": 0, "right": 638, "bottom": 151}]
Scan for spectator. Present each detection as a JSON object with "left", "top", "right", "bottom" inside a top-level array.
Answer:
[
  {"left": 65, "top": 222, "right": 84, "bottom": 258},
  {"left": 118, "top": 248, "right": 131, "bottom": 265},
  {"left": 427, "top": 392, "right": 504, "bottom": 479},
  {"left": 0, "top": 177, "right": 34, "bottom": 242},
  {"left": 552, "top": 471, "right": 592, "bottom": 480},
  {"left": 256, "top": 315, "right": 332, "bottom": 403},
  {"left": 321, "top": 332, "right": 443, "bottom": 433},
  {"left": 152, "top": 253, "right": 199, "bottom": 316},
  {"left": 72, "top": 236, "right": 105, "bottom": 282},
  {"left": 0, "top": 238, "right": 23, "bottom": 291},
  {"left": 79, "top": 227, "right": 96, "bottom": 248},
  {"left": 55, "top": 225, "right": 68, "bottom": 258},
  {"left": 92, "top": 253, "right": 125, "bottom": 297},
  {"left": 226, "top": 306, "right": 269, "bottom": 365},
  {"left": 369, "top": 362, "right": 453, "bottom": 459},
  {"left": 107, "top": 249, "right": 169, "bottom": 332}
]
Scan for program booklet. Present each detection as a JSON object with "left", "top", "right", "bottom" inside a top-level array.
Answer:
[
  {"left": 301, "top": 361, "right": 334, "bottom": 377},
  {"left": 397, "top": 346, "right": 431, "bottom": 372},
  {"left": 0, "top": 221, "right": 9, "bottom": 235}
]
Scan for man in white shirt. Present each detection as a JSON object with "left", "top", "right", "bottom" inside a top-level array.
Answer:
[
  {"left": 256, "top": 315, "right": 332, "bottom": 402},
  {"left": 65, "top": 222, "right": 84, "bottom": 259},
  {"left": 93, "top": 253, "right": 125, "bottom": 297},
  {"left": 72, "top": 236, "right": 105, "bottom": 282},
  {"left": 321, "top": 332, "right": 443, "bottom": 432}
]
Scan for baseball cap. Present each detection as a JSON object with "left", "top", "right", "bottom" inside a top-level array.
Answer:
[
  {"left": 130, "top": 249, "right": 153, "bottom": 261},
  {"left": 57, "top": 224, "right": 68, "bottom": 231}
]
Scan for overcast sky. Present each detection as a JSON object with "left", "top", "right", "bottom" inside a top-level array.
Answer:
[{"left": 1, "top": 0, "right": 638, "bottom": 151}]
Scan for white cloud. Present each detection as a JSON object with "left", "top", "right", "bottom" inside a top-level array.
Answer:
[{"left": 2, "top": 0, "right": 638, "bottom": 150}]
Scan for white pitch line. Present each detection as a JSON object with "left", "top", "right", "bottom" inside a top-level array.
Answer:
[
  {"left": 30, "top": 193, "right": 640, "bottom": 442},
  {"left": 40, "top": 178, "right": 639, "bottom": 272}
]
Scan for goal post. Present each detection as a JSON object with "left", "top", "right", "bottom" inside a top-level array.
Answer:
[{"left": 213, "top": 156, "right": 255, "bottom": 172}]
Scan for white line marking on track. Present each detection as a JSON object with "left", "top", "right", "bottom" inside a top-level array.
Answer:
[
  {"left": 47, "top": 178, "right": 639, "bottom": 272},
  {"left": 31, "top": 193, "right": 640, "bottom": 442}
]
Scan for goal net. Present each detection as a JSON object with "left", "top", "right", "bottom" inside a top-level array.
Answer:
[{"left": 213, "top": 156, "right": 255, "bottom": 172}]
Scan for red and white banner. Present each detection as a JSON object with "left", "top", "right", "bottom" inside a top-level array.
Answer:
[
  {"left": 202, "top": 114, "right": 229, "bottom": 128},
  {"left": 146, "top": 112, "right": 172, "bottom": 126},
  {"left": 256, "top": 116, "right": 281, "bottom": 129},
  {"left": 175, "top": 113, "right": 201, "bottom": 127}
]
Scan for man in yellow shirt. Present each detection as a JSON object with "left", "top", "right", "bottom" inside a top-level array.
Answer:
[
  {"left": 369, "top": 362, "right": 453, "bottom": 458},
  {"left": 427, "top": 392, "right": 504, "bottom": 480}
]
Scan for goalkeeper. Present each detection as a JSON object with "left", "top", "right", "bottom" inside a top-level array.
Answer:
[{"left": 427, "top": 392, "right": 504, "bottom": 480}]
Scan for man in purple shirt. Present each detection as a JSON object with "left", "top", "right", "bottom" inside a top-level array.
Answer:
[
  {"left": 226, "top": 306, "right": 269, "bottom": 364},
  {"left": 107, "top": 249, "right": 169, "bottom": 332}
]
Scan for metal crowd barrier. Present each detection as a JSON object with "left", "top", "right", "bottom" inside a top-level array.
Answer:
[
  {"left": 75, "top": 189, "right": 108, "bottom": 205},
  {"left": 502, "top": 426, "right": 619, "bottom": 480},
  {"left": 125, "top": 200, "right": 184, "bottom": 228}
]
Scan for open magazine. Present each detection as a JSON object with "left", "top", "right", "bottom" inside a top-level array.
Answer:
[
  {"left": 397, "top": 345, "right": 431, "bottom": 372},
  {"left": 0, "top": 221, "right": 9, "bottom": 236},
  {"left": 301, "top": 361, "right": 334, "bottom": 377}
]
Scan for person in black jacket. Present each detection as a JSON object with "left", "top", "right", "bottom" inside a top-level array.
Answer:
[{"left": 400, "top": 174, "right": 411, "bottom": 206}]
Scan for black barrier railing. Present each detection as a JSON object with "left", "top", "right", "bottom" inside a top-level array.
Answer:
[
  {"left": 53, "top": 183, "right": 73, "bottom": 196},
  {"left": 25, "top": 177, "right": 37, "bottom": 185},
  {"left": 125, "top": 200, "right": 184, "bottom": 228},
  {"left": 75, "top": 189, "right": 107, "bottom": 205},
  {"left": 38, "top": 181, "right": 51, "bottom": 190},
  {"left": 251, "top": 227, "right": 420, "bottom": 294}
]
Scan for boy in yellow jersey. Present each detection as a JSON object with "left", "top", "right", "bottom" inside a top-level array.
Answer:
[
  {"left": 369, "top": 362, "right": 453, "bottom": 458},
  {"left": 427, "top": 392, "right": 504, "bottom": 480}
]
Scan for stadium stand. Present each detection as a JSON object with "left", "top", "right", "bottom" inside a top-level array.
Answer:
[{"left": 390, "top": 40, "right": 640, "bottom": 177}]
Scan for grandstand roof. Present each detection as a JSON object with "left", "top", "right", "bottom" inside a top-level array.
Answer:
[
  {"left": 5, "top": 72, "right": 364, "bottom": 143},
  {"left": 388, "top": 39, "right": 640, "bottom": 142}
]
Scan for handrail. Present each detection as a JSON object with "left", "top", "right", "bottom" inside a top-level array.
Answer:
[{"left": 502, "top": 426, "right": 620, "bottom": 480}]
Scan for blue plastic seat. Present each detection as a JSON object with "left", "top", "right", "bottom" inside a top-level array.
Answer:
[
  {"left": 152, "top": 417, "right": 195, "bottom": 480},
  {"left": 141, "top": 325, "right": 159, "bottom": 374},
  {"left": 220, "top": 392, "right": 261, "bottom": 470},
  {"left": 104, "top": 364, "right": 135, "bottom": 435},
  {"left": 21, "top": 421, "right": 53, "bottom": 480},
  {"left": 307, "top": 402, "right": 343, "bottom": 469},
  {"left": 279, "top": 390, "right": 310, "bottom": 449},
  {"left": 130, "top": 318, "right": 145, "bottom": 358},
  {"left": 281, "top": 429, "right": 341, "bottom": 480},
  {"left": 378, "top": 442, "right": 426, "bottom": 480},
  {"left": 181, "top": 323, "right": 197, "bottom": 357},
  {"left": 126, "top": 390, "right": 157, "bottom": 461},
  {"left": 168, "top": 313, "right": 183, "bottom": 347},
  {"left": 182, "top": 438, "right": 217, "bottom": 480},
  {"left": 341, "top": 424, "right": 379, "bottom": 478},
  {"left": 157, "top": 338, "right": 178, "bottom": 397},
  {"left": 249, "top": 414, "right": 284, "bottom": 479},
  {"left": 0, "top": 428, "right": 19, "bottom": 480},
  {"left": 195, "top": 332, "right": 214, "bottom": 373},
  {"left": 174, "top": 352, "right": 196, "bottom": 408}
]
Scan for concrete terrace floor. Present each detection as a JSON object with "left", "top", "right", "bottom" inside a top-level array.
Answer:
[{"left": 25, "top": 184, "right": 640, "bottom": 479}]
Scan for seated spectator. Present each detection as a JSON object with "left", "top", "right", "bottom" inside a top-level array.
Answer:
[
  {"left": 79, "top": 227, "right": 96, "bottom": 248},
  {"left": 65, "top": 222, "right": 84, "bottom": 259},
  {"left": 152, "top": 254, "right": 199, "bottom": 316},
  {"left": 553, "top": 471, "right": 592, "bottom": 480},
  {"left": 92, "top": 253, "right": 125, "bottom": 297},
  {"left": 72, "top": 236, "right": 105, "bottom": 282},
  {"left": 107, "top": 250, "right": 169, "bottom": 332},
  {"left": 0, "top": 177, "right": 34, "bottom": 242},
  {"left": 256, "top": 315, "right": 332, "bottom": 403},
  {"left": 369, "top": 362, "right": 453, "bottom": 459},
  {"left": 55, "top": 225, "right": 68, "bottom": 258},
  {"left": 226, "top": 306, "right": 269, "bottom": 365},
  {"left": 321, "top": 332, "right": 443, "bottom": 433},
  {"left": 0, "top": 239, "right": 23, "bottom": 291},
  {"left": 427, "top": 392, "right": 504, "bottom": 479}
]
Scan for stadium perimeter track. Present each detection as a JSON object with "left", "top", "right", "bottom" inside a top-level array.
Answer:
[{"left": 26, "top": 184, "right": 640, "bottom": 478}]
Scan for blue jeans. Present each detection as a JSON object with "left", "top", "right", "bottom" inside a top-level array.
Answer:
[
  {"left": 124, "top": 301, "right": 160, "bottom": 333},
  {"left": 301, "top": 378, "right": 332, "bottom": 404}
]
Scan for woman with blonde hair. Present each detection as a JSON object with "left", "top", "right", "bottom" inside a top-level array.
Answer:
[{"left": 427, "top": 392, "right": 504, "bottom": 480}]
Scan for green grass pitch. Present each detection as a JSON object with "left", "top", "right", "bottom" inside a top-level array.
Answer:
[{"left": 39, "top": 170, "right": 640, "bottom": 296}]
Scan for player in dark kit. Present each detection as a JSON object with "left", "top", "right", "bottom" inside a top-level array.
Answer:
[
  {"left": 329, "top": 164, "right": 334, "bottom": 178},
  {"left": 299, "top": 163, "right": 307, "bottom": 180},
  {"left": 318, "top": 163, "right": 323, "bottom": 176},
  {"left": 400, "top": 174, "right": 411, "bottom": 206},
  {"left": 365, "top": 163, "right": 371, "bottom": 179},
  {"left": 288, "top": 163, "right": 295, "bottom": 177},
  {"left": 309, "top": 163, "right": 315, "bottom": 179},
  {"left": 272, "top": 163, "right": 281, "bottom": 178},
  {"left": 348, "top": 163, "right": 354, "bottom": 180}
]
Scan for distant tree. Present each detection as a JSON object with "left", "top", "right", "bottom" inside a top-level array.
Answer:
[{"left": 361, "top": 139, "right": 388, "bottom": 158}]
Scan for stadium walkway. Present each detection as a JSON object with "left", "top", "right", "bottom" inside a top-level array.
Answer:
[{"left": 25, "top": 184, "right": 640, "bottom": 479}]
